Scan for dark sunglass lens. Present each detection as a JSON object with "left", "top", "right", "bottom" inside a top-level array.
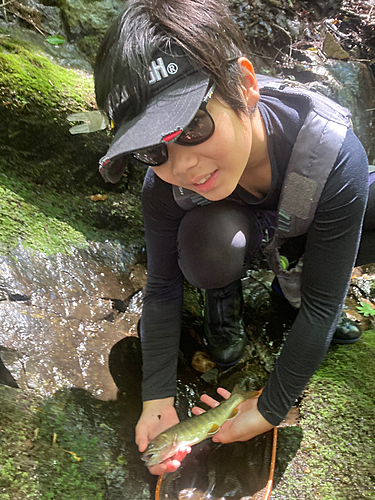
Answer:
[
  {"left": 133, "top": 145, "right": 168, "bottom": 166},
  {"left": 99, "top": 155, "right": 129, "bottom": 183},
  {"left": 177, "top": 110, "right": 214, "bottom": 145}
]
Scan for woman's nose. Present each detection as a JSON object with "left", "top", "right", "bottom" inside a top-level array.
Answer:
[{"left": 167, "top": 143, "right": 199, "bottom": 177}]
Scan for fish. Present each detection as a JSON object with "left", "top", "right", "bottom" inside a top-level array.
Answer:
[{"left": 142, "top": 385, "right": 260, "bottom": 467}]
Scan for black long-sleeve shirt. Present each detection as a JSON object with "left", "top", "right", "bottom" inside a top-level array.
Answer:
[{"left": 140, "top": 92, "right": 369, "bottom": 425}]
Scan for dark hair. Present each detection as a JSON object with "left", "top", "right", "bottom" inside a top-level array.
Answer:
[{"left": 95, "top": 0, "right": 252, "bottom": 127}]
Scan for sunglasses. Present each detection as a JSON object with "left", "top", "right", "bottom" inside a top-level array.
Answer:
[
  {"left": 99, "top": 83, "right": 216, "bottom": 182},
  {"left": 132, "top": 82, "right": 216, "bottom": 167}
]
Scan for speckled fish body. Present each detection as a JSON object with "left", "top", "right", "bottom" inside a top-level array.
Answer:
[{"left": 142, "top": 387, "right": 260, "bottom": 467}]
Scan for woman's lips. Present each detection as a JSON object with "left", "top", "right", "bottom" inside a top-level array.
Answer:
[{"left": 192, "top": 170, "right": 218, "bottom": 192}]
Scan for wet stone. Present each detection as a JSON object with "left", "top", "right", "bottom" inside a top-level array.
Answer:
[
  {"left": 0, "top": 242, "right": 144, "bottom": 400},
  {"left": 0, "top": 255, "right": 32, "bottom": 301}
]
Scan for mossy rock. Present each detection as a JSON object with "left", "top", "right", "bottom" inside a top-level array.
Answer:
[
  {"left": 0, "top": 32, "right": 144, "bottom": 255},
  {"left": 0, "top": 32, "right": 110, "bottom": 192},
  {"left": 0, "top": 385, "right": 151, "bottom": 500},
  {"left": 57, "top": 0, "right": 124, "bottom": 64},
  {"left": 273, "top": 329, "right": 375, "bottom": 499}
]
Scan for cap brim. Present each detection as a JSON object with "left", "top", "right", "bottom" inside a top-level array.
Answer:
[{"left": 106, "top": 71, "right": 210, "bottom": 161}]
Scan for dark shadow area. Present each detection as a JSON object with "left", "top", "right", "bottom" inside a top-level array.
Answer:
[
  {"left": 273, "top": 426, "right": 304, "bottom": 485},
  {"left": 0, "top": 382, "right": 154, "bottom": 500},
  {"left": 0, "top": 353, "right": 19, "bottom": 388},
  {"left": 158, "top": 432, "right": 275, "bottom": 500},
  {"left": 108, "top": 335, "right": 303, "bottom": 500},
  {"left": 356, "top": 232, "right": 375, "bottom": 267}
]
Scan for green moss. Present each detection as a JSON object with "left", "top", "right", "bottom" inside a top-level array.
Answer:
[
  {"left": 0, "top": 182, "right": 88, "bottom": 255},
  {"left": 0, "top": 36, "right": 95, "bottom": 110},
  {"left": 0, "top": 33, "right": 144, "bottom": 256},
  {"left": 273, "top": 330, "right": 375, "bottom": 499},
  {"left": 0, "top": 386, "right": 151, "bottom": 500},
  {"left": 0, "top": 167, "right": 143, "bottom": 255},
  {"left": 0, "top": 387, "right": 111, "bottom": 499}
]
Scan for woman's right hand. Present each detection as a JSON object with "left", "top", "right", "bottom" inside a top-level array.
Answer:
[{"left": 135, "top": 397, "right": 191, "bottom": 475}]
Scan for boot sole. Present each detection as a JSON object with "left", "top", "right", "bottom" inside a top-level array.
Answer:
[
  {"left": 215, "top": 357, "right": 243, "bottom": 368},
  {"left": 331, "top": 336, "right": 361, "bottom": 345}
]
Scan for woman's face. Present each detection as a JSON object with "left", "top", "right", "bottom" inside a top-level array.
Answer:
[{"left": 150, "top": 94, "right": 256, "bottom": 202}]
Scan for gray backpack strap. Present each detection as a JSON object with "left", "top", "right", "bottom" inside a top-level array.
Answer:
[
  {"left": 262, "top": 81, "right": 352, "bottom": 307},
  {"left": 264, "top": 81, "right": 351, "bottom": 241},
  {"left": 277, "top": 108, "right": 350, "bottom": 239},
  {"left": 172, "top": 185, "right": 212, "bottom": 210}
]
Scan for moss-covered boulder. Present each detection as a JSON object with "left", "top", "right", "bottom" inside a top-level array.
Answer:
[
  {"left": 0, "top": 385, "right": 152, "bottom": 500},
  {"left": 0, "top": 31, "right": 144, "bottom": 255},
  {"left": 273, "top": 329, "right": 375, "bottom": 499}
]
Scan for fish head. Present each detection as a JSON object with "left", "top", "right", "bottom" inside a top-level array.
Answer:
[{"left": 141, "top": 432, "right": 177, "bottom": 467}]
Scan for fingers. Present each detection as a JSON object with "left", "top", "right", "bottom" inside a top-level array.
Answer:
[
  {"left": 137, "top": 439, "right": 148, "bottom": 453},
  {"left": 148, "top": 462, "right": 168, "bottom": 475},
  {"left": 174, "top": 445, "right": 191, "bottom": 461},
  {"left": 200, "top": 394, "right": 221, "bottom": 408},
  {"left": 174, "top": 446, "right": 191, "bottom": 462},
  {"left": 217, "top": 387, "right": 231, "bottom": 399},
  {"left": 148, "top": 458, "right": 182, "bottom": 475},
  {"left": 164, "top": 459, "right": 182, "bottom": 473},
  {"left": 135, "top": 422, "right": 149, "bottom": 452},
  {"left": 191, "top": 406, "right": 205, "bottom": 416},
  {"left": 147, "top": 447, "right": 191, "bottom": 476},
  {"left": 199, "top": 387, "right": 231, "bottom": 408}
]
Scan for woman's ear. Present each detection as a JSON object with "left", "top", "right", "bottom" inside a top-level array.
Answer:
[{"left": 237, "top": 57, "right": 260, "bottom": 108}]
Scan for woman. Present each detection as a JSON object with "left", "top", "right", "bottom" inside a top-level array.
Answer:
[{"left": 94, "top": 0, "right": 373, "bottom": 476}]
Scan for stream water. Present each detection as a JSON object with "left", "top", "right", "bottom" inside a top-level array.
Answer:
[
  {"left": 0, "top": 241, "right": 288, "bottom": 499},
  {"left": 0, "top": 241, "right": 373, "bottom": 499}
]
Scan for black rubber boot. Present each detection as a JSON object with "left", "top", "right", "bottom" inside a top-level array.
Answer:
[
  {"left": 332, "top": 310, "right": 362, "bottom": 344},
  {"left": 203, "top": 279, "right": 248, "bottom": 367}
]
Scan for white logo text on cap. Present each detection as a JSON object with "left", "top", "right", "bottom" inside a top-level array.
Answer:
[{"left": 149, "top": 57, "right": 179, "bottom": 85}]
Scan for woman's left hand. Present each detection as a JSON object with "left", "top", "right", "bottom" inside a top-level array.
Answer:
[{"left": 191, "top": 387, "right": 274, "bottom": 444}]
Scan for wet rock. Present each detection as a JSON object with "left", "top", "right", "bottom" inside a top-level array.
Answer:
[
  {"left": 313, "top": 61, "right": 375, "bottom": 164},
  {"left": 0, "top": 242, "right": 143, "bottom": 400},
  {"left": 200, "top": 367, "right": 219, "bottom": 384},
  {"left": 345, "top": 264, "right": 375, "bottom": 330},
  {"left": 0, "top": 352, "right": 19, "bottom": 388},
  {"left": 19, "top": 0, "right": 63, "bottom": 35},
  {"left": 191, "top": 351, "right": 216, "bottom": 374},
  {"left": 276, "top": 56, "right": 375, "bottom": 165},
  {"left": 129, "top": 263, "right": 147, "bottom": 289},
  {"left": 0, "top": 255, "right": 32, "bottom": 302},
  {"left": 58, "top": 0, "right": 123, "bottom": 37}
]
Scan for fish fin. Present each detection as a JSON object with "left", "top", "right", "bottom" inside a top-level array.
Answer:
[
  {"left": 207, "top": 424, "right": 220, "bottom": 436},
  {"left": 227, "top": 408, "right": 239, "bottom": 420},
  {"left": 232, "top": 384, "right": 261, "bottom": 400},
  {"left": 172, "top": 434, "right": 178, "bottom": 448}
]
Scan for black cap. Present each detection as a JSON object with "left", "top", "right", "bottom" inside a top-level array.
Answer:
[{"left": 99, "top": 45, "right": 210, "bottom": 182}]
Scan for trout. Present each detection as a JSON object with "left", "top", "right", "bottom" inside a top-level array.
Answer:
[{"left": 142, "top": 386, "right": 260, "bottom": 467}]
